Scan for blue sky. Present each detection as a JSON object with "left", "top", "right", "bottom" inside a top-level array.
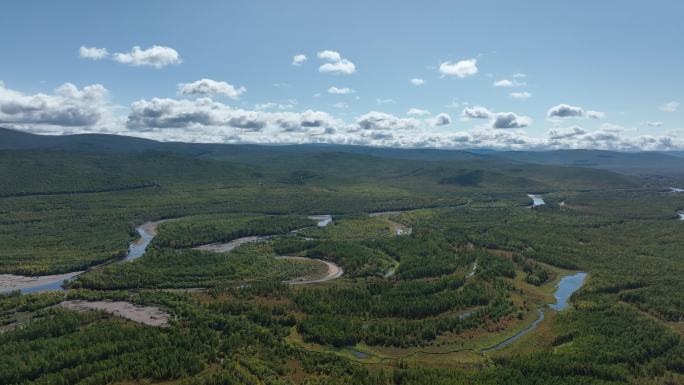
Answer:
[{"left": 0, "top": 0, "right": 682, "bottom": 150}]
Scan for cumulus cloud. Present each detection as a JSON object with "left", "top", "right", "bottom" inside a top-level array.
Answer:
[
  {"left": 127, "top": 97, "right": 341, "bottom": 136},
  {"left": 547, "top": 103, "right": 584, "bottom": 118},
  {"left": 547, "top": 126, "right": 587, "bottom": 140},
  {"left": 461, "top": 106, "right": 492, "bottom": 119},
  {"left": 439, "top": 58, "right": 478, "bottom": 78},
  {"left": 644, "top": 121, "right": 663, "bottom": 127},
  {"left": 0, "top": 81, "right": 111, "bottom": 131},
  {"left": 407, "top": 108, "right": 430, "bottom": 116},
  {"left": 178, "top": 79, "right": 246, "bottom": 99},
  {"left": 292, "top": 54, "right": 307, "bottom": 66},
  {"left": 356, "top": 111, "right": 420, "bottom": 131},
  {"left": 317, "top": 50, "right": 342, "bottom": 62},
  {"left": 433, "top": 113, "right": 452, "bottom": 126},
  {"left": 410, "top": 78, "right": 425, "bottom": 86},
  {"left": 492, "top": 112, "right": 532, "bottom": 129},
  {"left": 510, "top": 92, "right": 531, "bottom": 99},
  {"left": 79, "top": 46, "right": 109, "bottom": 60},
  {"left": 659, "top": 101, "right": 680, "bottom": 112},
  {"left": 327, "top": 86, "right": 355, "bottom": 95},
  {"left": 112, "top": 45, "right": 181, "bottom": 68},
  {"left": 587, "top": 110, "right": 606, "bottom": 119},
  {"left": 317, "top": 50, "right": 356, "bottom": 75}
]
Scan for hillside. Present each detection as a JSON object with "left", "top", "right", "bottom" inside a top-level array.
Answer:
[{"left": 493, "top": 149, "right": 684, "bottom": 174}]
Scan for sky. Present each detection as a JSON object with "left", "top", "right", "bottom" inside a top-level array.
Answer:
[{"left": 0, "top": 0, "right": 682, "bottom": 150}]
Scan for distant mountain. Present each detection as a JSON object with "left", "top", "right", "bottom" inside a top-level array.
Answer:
[
  {"left": 491, "top": 149, "right": 684, "bottom": 174},
  {"left": 0, "top": 127, "right": 483, "bottom": 163},
  {"left": 2, "top": 127, "right": 683, "bottom": 175}
]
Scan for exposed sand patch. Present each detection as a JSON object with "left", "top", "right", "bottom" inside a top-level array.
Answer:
[
  {"left": 60, "top": 300, "right": 170, "bottom": 327},
  {"left": 193, "top": 235, "right": 271, "bottom": 253},
  {"left": 279, "top": 256, "right": 343, "bottom": 284},
  {"left": 0, "top": 271, "right": 83, "bottom": 293}
]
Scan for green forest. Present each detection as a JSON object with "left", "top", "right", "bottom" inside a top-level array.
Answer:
[{"left": 1, "top": 146, "right": 683, "bottom": 385}]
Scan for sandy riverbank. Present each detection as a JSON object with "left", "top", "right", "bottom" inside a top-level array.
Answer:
[
  {"left": 280, "top": 256, "right": 343, "bottom": 284},
  {"left": 0, "top": 272, "right": 83, "bottom": 293},
  {"left": 193, "top": 235, "right": 271, "bottom": 253}
]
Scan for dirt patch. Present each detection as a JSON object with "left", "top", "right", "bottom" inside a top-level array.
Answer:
[
  {"left": 194, "top": 235, "right": 271, "bottom": 253},
  {"left": 0, "top": 272, "right": 83, "bottom": 293},
  {"left": 60, "top": 300, "right": 170, "bottom": 327}
]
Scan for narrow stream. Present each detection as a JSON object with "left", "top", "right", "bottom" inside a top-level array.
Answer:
[{"left": 482, "top": 271, "right": 587, "bottom": 352}]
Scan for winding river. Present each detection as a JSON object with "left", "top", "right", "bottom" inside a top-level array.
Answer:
[
  {"left": 482, "top": 271, "right": 587, "bottom": 353},
  {"left": 1, "top": 215, "right": 346, "bottom": 295},
  {"left": 0, "top": 221, "right": 163, "bottom": 295}
]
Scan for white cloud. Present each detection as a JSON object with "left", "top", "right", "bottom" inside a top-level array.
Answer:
[
  {"left": 513, "top": 73, "right": 527, "bottom": 78},
  {"left": 410, "top": 78, "right": 425, "bottom": 86},
  {"left": 439, "top": 58, "right": 478, "bottom": 78},
  {"left": 327, "top": 86, "right": 355, "bottom": 95},
  {"left": 493, "top": 79, "right": 525, "bottom": 87},
  {"left": 127, "top": 97, "right": 342, "bottom": 137},
  {"left": 492, "top": 112, "right": 532, "bottom": 129},
  {"left": 3, "top": 82, "right": 682, "bottom": 151},
  {"left": 644, "top": 121, "right": 663, "bottom": 127},
  {"left": 547, "top": 126, "right": 587, "bottom": 140},
  {"left": 407, "top": 108, "right": 431, "bottom": 116},
  {"left": 586, "top": 110, "right": 605, "bottom": 119},
  {"left": 79, "top": 46, "right": 109, "bottom": 60},
  {"left": 255, "top": 102, "right": 295, "bottom": 110},
  {"left": 493, "top": 79, "right": 514, "bottom": 87},
  {"left": 332, "top": 102, "right": 348, "bottom": 109},
  {"left": 510, "top": 92, "right": 532, "bottom": 99},
  {"left": 376, "top": 98, "right": 396, "bottom": 105},
  {"left": 178, "top": 79, "right": 246, "bottom": 99},
  {"left": 112, "top": 45, "right": 181, "bottom": 68},
  {"left": 433, "top": 113, "right": 452, "bottom": 126},
  {"left": 547, "top": 103, "right": 584, "bottom": 118},
  {"left": 356, "top": 111, "right": 420, "bottom": 131},
  {"left": 317, "top": 50, "right": 356, "bottom": 75},
  {"left": 317, "top": 50, "right": 342, "bottom": 62},
  {"left": 292, "top": 54, "right": 307, "bottom": 66},
  {"left": 0, "top": 81, "right": 112, "bottom": 132},
  {"left": 659, "top": 101, "right": 680, "bottom": 113},
  {"left": 461, "top": 106, "right": 492, "bottom": 119}
]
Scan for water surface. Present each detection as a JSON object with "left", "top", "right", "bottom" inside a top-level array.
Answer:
[
  {"left": 3, "top": 222, "right": 159, "bottom": 295},
  {"left": 527, "top": 194, "right": 545, "bottom": 207},
  {"left": 483, "top": 271, "right": 587, "bottom": 352},
  {"left": 549, "top": 272, "right": 587, "bottom": 311},
  {"left": 308, "top": 215, "right": 333, "bottom": 227}
]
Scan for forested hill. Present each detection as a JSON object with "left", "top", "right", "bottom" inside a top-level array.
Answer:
[
  {"left": 0, "top": 148, "right": 637, "bottom": 198},
  {"left": 494, "top": 149, "right": 684, "bottom": 174},
  {"left": 3, "top": 127, "right": 684, "bottom": 174}
]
